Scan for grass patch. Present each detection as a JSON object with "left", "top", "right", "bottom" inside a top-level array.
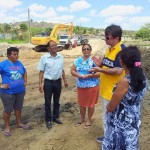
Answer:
[{"left": 0, "top": 39, "right": 28, "bottom": 44}]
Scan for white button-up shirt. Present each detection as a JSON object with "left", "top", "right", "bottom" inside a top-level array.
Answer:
[{"left": 37, "top": 52, "right": 64, "bottom": 80}]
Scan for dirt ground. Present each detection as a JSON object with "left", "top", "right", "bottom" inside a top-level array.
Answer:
[{"left": 0, "top": 39, "right": 150, "bottom": 150}]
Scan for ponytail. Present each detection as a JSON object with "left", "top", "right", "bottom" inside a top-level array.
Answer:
[
  {"left": 130, "top": 67, "right": 146, "bottom": 92},
  {"left": 120, "top": 46, "right": 146, "bottom": 92}
]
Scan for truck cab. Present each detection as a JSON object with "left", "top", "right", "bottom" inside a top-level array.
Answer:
[{"left": 59, "top": 35, "right": 77, "bottom": 50}]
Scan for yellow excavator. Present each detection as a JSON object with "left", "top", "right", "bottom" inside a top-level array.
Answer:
[{"left": 31, "top": 22, "right": 74, "bottom": 52}]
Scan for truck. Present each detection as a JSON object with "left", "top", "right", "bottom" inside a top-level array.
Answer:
[
  {"left": 58, "top": 34, "right": 77, "bottom": 50},
  {"left": 31, "top": 22, "right": 74, "bottom": 52},
  {"left": 76, "top": 35, "right": 89, "bottom": 46}
]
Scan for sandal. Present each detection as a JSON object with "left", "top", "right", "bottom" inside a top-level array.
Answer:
[
  {"left": 4, "top": 131, "right": 12, "bottom": 137},
  {"left": 75, "top": 122, "right": 85, "bottom": 127},
  {"left": 17, "top": 124, "right": 31, "bottom": 130},
  {"left": 83, "top": 124, "right": 91, "bottom": 129}
]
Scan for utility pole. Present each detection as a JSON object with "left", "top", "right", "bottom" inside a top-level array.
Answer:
[
  {"left": 28, "top": 8, "right": 31, "bottom": 43},
  {"left": 79, "top": 22, "right": 81, "bottom": 34}
]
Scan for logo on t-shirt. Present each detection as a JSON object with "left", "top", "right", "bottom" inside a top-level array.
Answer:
[{"left": 10, "top": 71, "right": 22, "bottom": 80}]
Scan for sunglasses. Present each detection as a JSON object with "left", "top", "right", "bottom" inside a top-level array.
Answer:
[
  {"left": 82, "top": 48, "right": 91, "bottom": 51},
  {"left": 105, "top": 36, "right": 112, "bottom": 40}
]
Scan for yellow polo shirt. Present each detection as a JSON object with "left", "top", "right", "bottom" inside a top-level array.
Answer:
[{"left": 100, "top": 41, "right": 125, "bottom": 100}]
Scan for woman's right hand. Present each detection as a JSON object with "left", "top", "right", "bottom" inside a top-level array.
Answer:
[{"left": 0, "top": 84, "right": 10, "bottom": 89}]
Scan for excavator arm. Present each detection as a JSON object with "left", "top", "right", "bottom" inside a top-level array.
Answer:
[
  {"left": 31, "top": 22, "right": 74, "bottom": 52},
  {"left": 50, "top": 22, "right": 73, "bottom": 42}
]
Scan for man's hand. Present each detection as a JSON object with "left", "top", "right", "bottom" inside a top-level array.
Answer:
[
  {"left": 64, "top": 80, "right": 68, "bottom": 87},
  {"left": 39, "top": 84, "right": 43, "bottom": 93},
  {"left": 89, "top": 66, "right": 102, "bottom": 73},
  {"left": 92, "top": 56, "right": 103, "bottom": 66}
]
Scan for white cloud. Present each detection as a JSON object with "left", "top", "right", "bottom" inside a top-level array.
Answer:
[
  {"left": 120, "top": 23, "right": 130, "bottom": 29},
  {"left": 0, "top": 1, "right": 75, "bottom": 24},
  {"left": 56, "top": 6, "right": 69, "bottom": 12},
  {"left": 44, "top": 15, "right": 75, "bottom": 24},
  {"left": 29, "top": 3, "right": 46, "bottom": 12},
  {"left": 130, "top": 16, "right": 150, "bottom": 24},
  {"left": 0, "top": 0, "right": 22, "bottom": 9},
  {"left": 29, "top": 5, "right": 74, "bottom": 23},
  {"left": 103, "top": 16, "right": 150, "bottom": 30},
  {"left": 30, "top": 7, "right": 57, "bottom": 19},
  {"left": 0, "top": 12, "right": 6, "bottom": 19},
  {"left": 18, "top": 13, "right": 28, "bottom": 19},
  {"left": 89, "top": 9, "right": 97, "bottom": 16},
  {"left": 70, "top": 0, "right": 91, "bottom": 12},
  {"left": 100, "top": 5, "right": 142, "bottom": 17},
  {"left": 78, "top": 17, "right": 90, "bottom": 23},
  {"left": 105, "top": 16, "right": 125, "bottom": 23},
  {"left": 15, "top": 8, "right": 25, "bottom": 13},
  {"left": 1, "top": 16, "right": 20, "bottom": 23},
  {"left": 128, "top": 16, "right": 150, "bottom": 29}
]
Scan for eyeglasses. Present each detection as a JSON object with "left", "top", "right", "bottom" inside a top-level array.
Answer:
[
  {"left": 11, "top": 53, "right": 19, "bottom": 56},
  {"left": 82, "top": 48, "right": 91, "bottom": 51},
  {"left": 105, "top": 36, "right": 112, "bottom": 40},
  {"left": 50, "top": 44, "right": 57, "bottom": 48}
]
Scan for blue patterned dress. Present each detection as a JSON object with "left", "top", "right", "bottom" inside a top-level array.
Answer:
[
  {"left": 102, "top": 75, "right": 147, "bottom": 150},
  {"left": 74, "top": 56, "right": 99, "bottom": 88}
]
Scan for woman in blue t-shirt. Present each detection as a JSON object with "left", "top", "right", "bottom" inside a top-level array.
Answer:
[
  {"left": 71, "top": 44, "right": 100, "bottom": 128},
  {"left": 0, "top": 47, "right": 29, "bottom": 136}
]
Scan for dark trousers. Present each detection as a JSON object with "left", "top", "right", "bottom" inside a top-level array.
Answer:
[{"left": 44, "top": 79, "right": 62, "bottom": 122}]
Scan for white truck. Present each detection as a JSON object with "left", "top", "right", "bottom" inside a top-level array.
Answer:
[{"left": 58, "top": 35, "right": 77, "bottom": 50}]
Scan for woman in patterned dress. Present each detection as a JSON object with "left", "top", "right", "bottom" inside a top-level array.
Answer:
[
  {"left": 71, "top": 44, "right": 100, "bottom": 128},
  {"left": 102, "top": 46, "right": 147, "bottom": 149}
]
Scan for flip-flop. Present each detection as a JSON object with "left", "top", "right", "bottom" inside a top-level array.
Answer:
[
  {"left": 83, "top": 124, "right": 91, "bottom": 129},
  {"left": 4, "top": 131, "right": 12, "bottom": 137},
  {"left": 17, "top": 124, "right": 31, "bottom": 130},
  {"left": 75, "top": 122, "right": 85, "bottom": 127}
]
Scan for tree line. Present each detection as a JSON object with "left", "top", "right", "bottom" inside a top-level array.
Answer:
[{"left": 0, "top": 22, "right": 149, "bottom": 43}]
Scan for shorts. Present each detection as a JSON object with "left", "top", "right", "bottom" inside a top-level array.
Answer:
[{"left": 0, "top": 91, "right": 25, "bottom": 112}]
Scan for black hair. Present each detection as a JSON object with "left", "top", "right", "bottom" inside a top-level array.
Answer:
[
  {"left": 7, "top": 47, "right": 19, "bottom": 57},
  {"left": 120, "top": 46, "right": 146, "bottom": 92},
  {"left": 105, "top": 24, "right": 122, "bottom": 41},
  {"left": 47, "top": 40, "right": 56, "bottom": 47},
  {"left": 82, "top": 43, "right": 92, "bottom": 51}
]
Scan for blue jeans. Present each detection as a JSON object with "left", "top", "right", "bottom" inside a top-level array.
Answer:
[
  {"left": 101, "top": 97, "right": 109, "bottom": 134},
  {"left": 44, "top": 79, "right": 62, "bottom": 122}
]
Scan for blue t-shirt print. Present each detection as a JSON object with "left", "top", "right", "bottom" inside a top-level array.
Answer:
[{"left": 10, "top": 71, "right": 22, "bottom": 80}]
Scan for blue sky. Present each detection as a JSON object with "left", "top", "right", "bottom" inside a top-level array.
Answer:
[{"left": 0, "top": 0, "right": 150, "bottom": 30}]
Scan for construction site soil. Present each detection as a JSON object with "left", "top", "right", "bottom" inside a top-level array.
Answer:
[{"left": 0, "top": 39, "right": 149, "bottom": 150}]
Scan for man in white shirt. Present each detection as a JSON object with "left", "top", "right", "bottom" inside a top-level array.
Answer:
[{"left": 37, "top": 40, "right": 68, "bottom": 129}]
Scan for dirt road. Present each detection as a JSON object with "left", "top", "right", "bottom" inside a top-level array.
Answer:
[{"left": 0, "top": 39, "right": 149, "bottom": 150}]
